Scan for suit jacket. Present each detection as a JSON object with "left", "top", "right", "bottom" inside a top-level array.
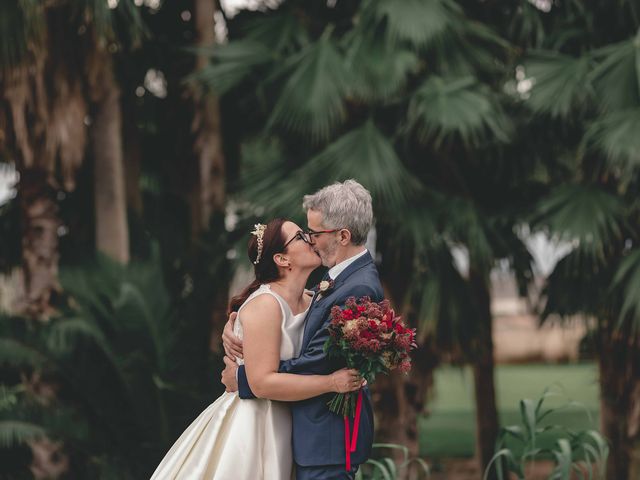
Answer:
[{"left": 237, "top": 251, "right": 383, "bottom": 467}]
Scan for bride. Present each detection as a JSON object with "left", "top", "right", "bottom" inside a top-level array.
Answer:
[{"left": 150, "top": 218, "right": 363, "bottom": 480}]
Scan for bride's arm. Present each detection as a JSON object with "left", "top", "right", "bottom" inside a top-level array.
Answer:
[{"left": 241, "top": 295, "right": 360, "bottom": 401}]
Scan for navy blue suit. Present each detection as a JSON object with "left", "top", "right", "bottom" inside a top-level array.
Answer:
[{"left": 237, "top": 252, "right": 383, "bottom": 479}]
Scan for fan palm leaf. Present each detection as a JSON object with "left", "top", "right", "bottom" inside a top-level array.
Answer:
[
  {"left": 343, "top": 30, "right": 419, "bottom": 103},
  {"left": 267, "top": 34, "right": 352, "bottom": 142},
  {"left": 443, "top": 196, "right": 496, "bottom": 274},
  {"left": 429, "top": 19, "right": 510, "bottom": 76},
  {"left": 371, "top": 0, "right": 460, "bottom": 48},
  {"left": 0, "top": 421, "right": 45, "bottom": 447},
  {"left": 530, "top": 184, "right": 627, "bottom": 263},
  {"left": 411, "top": 242, "right": 478, "bottom": 355},
  {"left": 240, "top": 121, "right": 420, "bottom": 218},
  {"left": 611, "top": 249, "right": 640, "bottom": 335},
  {"left": 540, "top": 248, "right": 613, "bottom": 320},
  {"left": 193, "top": 41, "right": 273, "bottom": 96},
  {"left": 589, "top": 35, "right": 640, "bottom": 111},
  {"left": 407, "top": 76, "right": 512, "bottom": 148},
  {"left": 524, "top": 52, "right": 594, "bottom": 118},
  {"left": 241, "top": 10, "right": 309, "bottom": 55},
  {"left": 584, "top": 109, "right": 640, "bottom": 169}
]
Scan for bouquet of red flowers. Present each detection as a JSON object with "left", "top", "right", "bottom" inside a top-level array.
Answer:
[
  {"left": 325, "top": 296, "right": 416, "bottom": 416},
  {"left": 324, "top": 296, "right": 416, "bottom": 469}
]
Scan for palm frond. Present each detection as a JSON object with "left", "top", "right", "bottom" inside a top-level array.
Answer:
[
  {"left": 411, "top": 242, "right": 478, "bottom": 356},
  {"left": 611, "top": 249, "right": 640, "bottom": 335},
  {"left": 589, "top": 36, "right": 640, "bottom": 111},
  {"left": 241, "top": 10, "right": 309, "bottom": 54},
  {"left": 192, "top": 41, "right": 273, "bottom": 96},
  {"left": 293, "top": 120, "right": 421, "bottom": 210},
  {"left": 0, "top": 420, "right": 45, "bottom": 448},
  {"left": 530, "top": 185, "right": 627, "bottom": 263},
  {"left": 267, "top": 34, "right": 351, "bottom": 142},
  {"left": 584, "top": 109, "right": 640, "bottom": 169},
  {"left": 343, "top": 30, "right": 419, "bottom": 103},
  {"left": 372, "top": 0, "right": 460, "bottom": 48},
  {"left": 444, "top": 196, "right": 496, "bottom": 273},
  {"left": 0, "top": 338, "right": 49, "bottom": 369},
  {"left": 240, "top": 121, "right": 420, "bottom": 217},
  {"left": 507, "top": 0, "right": 546, "bottom": 48},
  {"left": 407, "top": 76, "right": 512, "bottom": 148},
  {"left": 0, "top": 0, "right": 42, "bottom": 70},
  {"left": 237, "top": 137, "right": 297, "bottom": 216},
  {"left": 429, "top": 19, "right": 510, "bottom": 76},
  {"left": 524, "top": 52, "right": 593, "bottom": 118}
]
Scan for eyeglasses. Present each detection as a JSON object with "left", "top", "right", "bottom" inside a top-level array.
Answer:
[
  {"left": 305, "top": 228, "right": 344, "bottom": 238},
  {"left": 283, "top": 230, "right": 311, "bottom": 249}
]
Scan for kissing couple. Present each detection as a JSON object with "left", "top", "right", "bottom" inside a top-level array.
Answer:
[{"left": 151, "top": 180, "right": 383, "bottom": 480}]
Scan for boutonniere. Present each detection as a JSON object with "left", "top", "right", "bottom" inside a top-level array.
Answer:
[{"left": 315, "top": 279, "right": 335, "bottom": 297}]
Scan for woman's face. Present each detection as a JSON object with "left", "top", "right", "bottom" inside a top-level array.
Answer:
[{"left": 279, "top": 221, "right": 321, "bottom": 270}]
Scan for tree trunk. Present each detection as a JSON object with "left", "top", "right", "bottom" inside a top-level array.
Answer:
[
  {"left": 191, "top": 0, "right": 228, "bottom": 352},
  {"left": 598, "top": 326, "right": 640, "bottom": 480},
  {"left": 191, "top": 0, "right": 226, "bottom": 237},
  {"left": 122, "top": 97, "right": 143, "bottom": 217},
  {"left": 372, "top": 229, "right": 438, "bottom": 478},
  {"left": 469, "top": 270, "right": 500, "bottom": 479},
  {"left": 373, "top": 343, "right": 437, "bottom": 471},
  {"left": 15, "top": 168, "right": 61, "bottom": 319},
  {"left": 89, "top": 49, "right": 129, "bottom": 264}
]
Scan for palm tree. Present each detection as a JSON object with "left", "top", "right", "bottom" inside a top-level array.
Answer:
[
  {"left": 506, "top": 1, "right": 640, "bottom": 477},
  {"left": 0, "top": 1, "right": 142, "bottom": 318}
]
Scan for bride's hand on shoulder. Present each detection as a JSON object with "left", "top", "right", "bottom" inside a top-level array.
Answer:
[
  {"left": 222, "top": 311, "right": 243, "bottom": 359},
  {"left": 330, "top": 368, "right": 364, "bottom": 393}
]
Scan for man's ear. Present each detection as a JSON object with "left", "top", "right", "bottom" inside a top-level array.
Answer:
[{"left": 339, "top": 229, "right": 352, "bottom": 245}]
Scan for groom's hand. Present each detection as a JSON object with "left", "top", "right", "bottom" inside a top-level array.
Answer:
[
  {"left": 221, "top": 355, "right": 239, "bottom": 392},
  {"left": 222, "top": 312, "right": 243, "bottom": 359}
]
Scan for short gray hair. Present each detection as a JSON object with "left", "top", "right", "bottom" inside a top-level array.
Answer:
[{"left": 302, "top": 179, "right": 373, "bottom": 245}]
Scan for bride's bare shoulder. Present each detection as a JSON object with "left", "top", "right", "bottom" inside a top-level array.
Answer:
[{"left": 240, "top": 294, "right": 281, "bottom": 324}]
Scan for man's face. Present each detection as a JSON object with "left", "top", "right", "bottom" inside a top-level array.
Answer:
[{"left": 306, "top": 209, "right": 340, "bottom": 268}]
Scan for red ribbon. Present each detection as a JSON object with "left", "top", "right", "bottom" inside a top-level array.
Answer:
[{"left": 344, "top": 389, "right": 364, "bottom": 471}]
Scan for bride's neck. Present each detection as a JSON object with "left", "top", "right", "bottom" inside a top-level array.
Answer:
[{"left": 269, "top": 269, "right": 311, "bottom": 306}]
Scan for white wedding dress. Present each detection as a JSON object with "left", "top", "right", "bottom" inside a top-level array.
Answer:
[{"left": 150, "top": 284, "right": 309, "bottom": 480}]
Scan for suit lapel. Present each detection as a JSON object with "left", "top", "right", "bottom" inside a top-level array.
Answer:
[{"left": 300, "top": 252, "right": 375, "bottom": 348}]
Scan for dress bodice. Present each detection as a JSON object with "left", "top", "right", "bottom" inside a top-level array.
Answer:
[{"left": 234, "top": 284, "right": 310, "bottom": 364}]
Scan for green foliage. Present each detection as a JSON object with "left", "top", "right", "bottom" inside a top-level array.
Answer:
[
  {"left": 0, "top": 256, "right": 222, "bottom": 477},
  {"left": 267, "top": 34, "right": 353, "bottom": 142},
  {"left": 530, "top": 184, "right": 627, "bottom": 263},
  {"left": 523, "top": 52, "right": 593, "bottom": 118},
  {"left": 407, "top": 76, "right": 512, "bottom": 147},
  {"left": 357, "top": 443, "right": 430, "bottom": 480},
  {"left": 0, "top": 0, "right": 145, "bottom": 71},
  {"left": 372, "top": 0, "right": 459, "bottom": 48},
  {"left": 484, "top": 389, "right": 608, "bottom": 480}
]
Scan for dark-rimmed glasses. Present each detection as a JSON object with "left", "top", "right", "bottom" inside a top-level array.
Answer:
[
  {"left": 283, "top": 230, "right": 311, "bottom": 249},
  {"left": 305, "top": 228, "right": 344, "bottom": 239}
]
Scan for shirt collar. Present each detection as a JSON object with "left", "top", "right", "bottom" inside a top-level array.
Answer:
[{"left": 328, "top": 249, "right": 368, "bottom": 280}]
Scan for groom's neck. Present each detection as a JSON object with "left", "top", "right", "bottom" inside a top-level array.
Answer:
[{"left": 333, "top": 245, "right": 366, "bottom": 266}]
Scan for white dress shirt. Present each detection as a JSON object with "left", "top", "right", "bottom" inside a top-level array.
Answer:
[{"left": 327, "top": 249, "right": 368, "bottom": 280}]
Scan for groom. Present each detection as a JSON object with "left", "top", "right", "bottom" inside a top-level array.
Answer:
[{"left": 221, "top": 179, "right": 383, "bottom": 479}]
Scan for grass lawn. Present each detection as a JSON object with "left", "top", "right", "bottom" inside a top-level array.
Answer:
[{"left": 419, "top": 363, "right": 600, "bottom": 458}]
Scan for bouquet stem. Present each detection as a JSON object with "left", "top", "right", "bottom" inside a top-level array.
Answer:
[{"left": 328, "top": 391, "right": 358, "bottom": 417}]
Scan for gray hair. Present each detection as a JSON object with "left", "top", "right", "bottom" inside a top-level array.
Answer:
[{"left": 302, "top": 179, "right": 373, "bottom": 245}]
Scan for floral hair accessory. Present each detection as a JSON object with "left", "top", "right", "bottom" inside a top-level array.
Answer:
[{"left": 251, "top": 223, "right": 267, "bottom": 265}]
